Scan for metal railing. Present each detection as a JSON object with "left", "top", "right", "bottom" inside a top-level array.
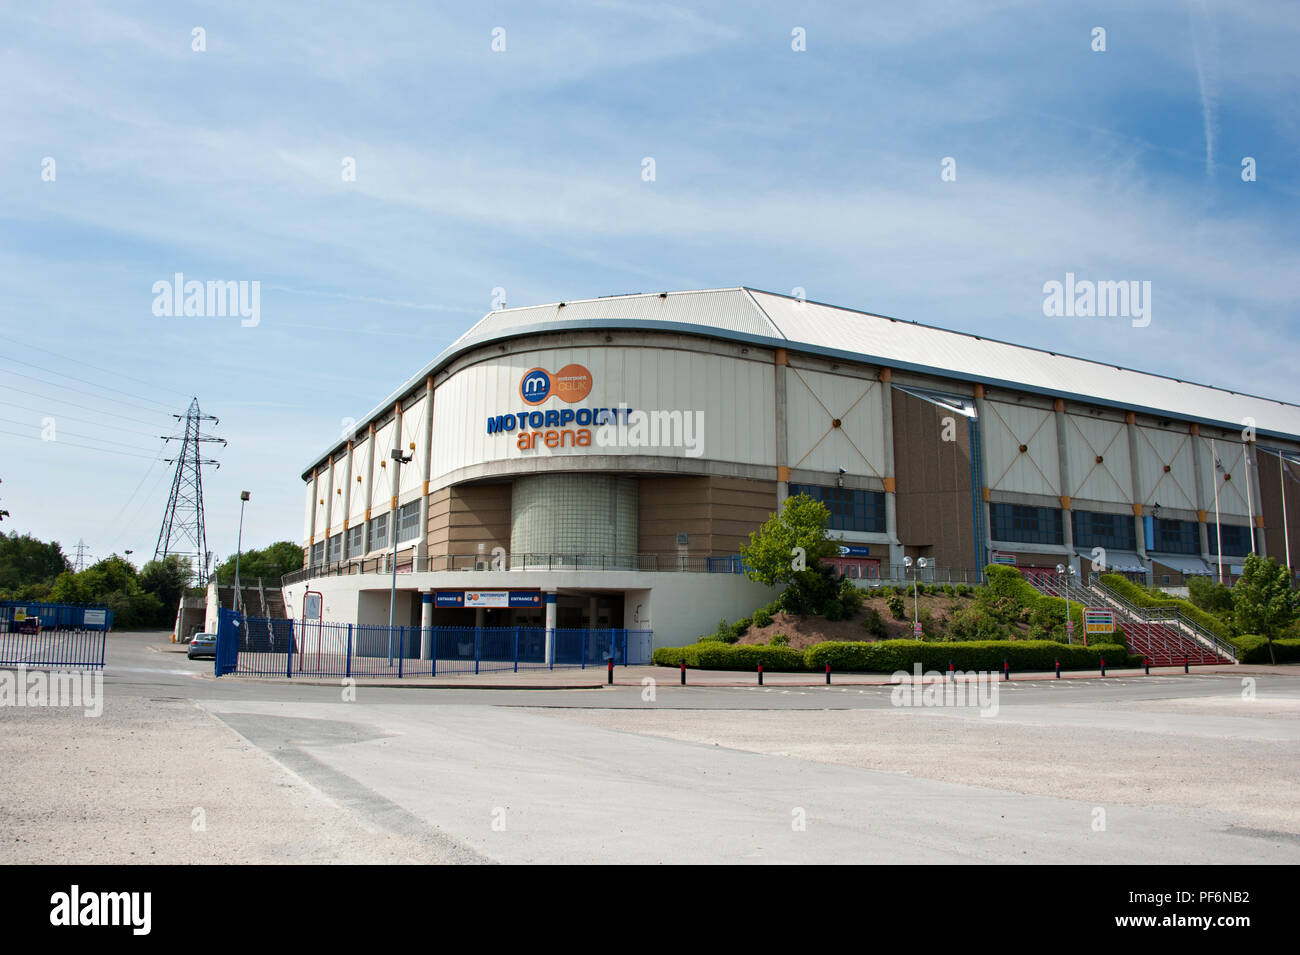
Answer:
[
  {"left": 282, "top": 552, "right": 744, "bottom": 586},
  {"left": 1085, "top": 575, "right": 1238, "bottom": 662},
  {"left": 219, "top": 616, "right": 653, "bottom": 678}
]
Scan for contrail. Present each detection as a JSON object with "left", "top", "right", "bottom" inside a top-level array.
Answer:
[{"left": 1189, "top": 0, "right": 1219, "bottom": 177}]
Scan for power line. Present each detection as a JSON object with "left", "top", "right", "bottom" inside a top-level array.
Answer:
[
  {"left": 0, "top": 353, "right": 182, "bottom": 411},
  {"left": 0, "top": 427, "right": 167, "bottom": 461},
  {"left": 2, "top": 384, "right": 179, "bottom": 429},
  {"left": 0, "top": 397, "right": 165, "bottom": 439},
  {"left": 0, "top": 332, "right": 196, "bottom": 403},
  {"left": 0, "top": 368, "right": 184, "bottom": 417},
  {"left": 0, "top": 417, "right": 165, "bottom": 455}
]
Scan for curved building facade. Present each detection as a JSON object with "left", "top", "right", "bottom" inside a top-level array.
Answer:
[{"left": 285, "top": 288, "right": 1300, "bottom": 650}]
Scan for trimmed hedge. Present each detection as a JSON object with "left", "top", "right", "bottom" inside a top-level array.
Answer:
[
  {"left": 983, "top": 565, "right": 1085, "bottom": 631},
  {"left": 652, "top": 643, "right": 809, "bottom": 671},
  {"left": 1099, "top": 573, "right": 1234, "bottom": 639},
  {"left": 652, "top": 639, "right": 1136, "bottom": 673},
  {"left": 1229, "top": 635, "right": 1300, "bottom": 664},
  {"left": 805, "top": 639, "right": 1133, "bottom": 673}
]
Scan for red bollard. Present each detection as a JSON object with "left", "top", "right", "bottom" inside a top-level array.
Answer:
[
  {"left": 825, "top": 663, "right": 831, "bottom": 685},
  {"left": 1055, "top": 659, "right": 1061, "bottom": 679},
  {"left": 1100, "top": 656, "right": 1106, "bottom": 677},
  {"left": 1183, "top": 656, "right": 1189, "bottom": 674},
  {"left": 1002, "top": 659, "right": 1009, "bottom": 681},
  {"left": 758, "top": 663, "right": 764, "bottom": 686},
  {"left": 948, "top": 660, "right": 954, "bottom": 681},
  {"left": 1144, "top": 657, "right": 1150, "bottom": 676},
  {"left": 607, "top": 658, "right": 613, "bottom": 685},
  {"left": 680, "top": 660, "right": 686, "bottom": 685}
]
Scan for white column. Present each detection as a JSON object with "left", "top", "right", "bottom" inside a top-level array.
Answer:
[
  {"left": 420, "top": 591, "right": 434, "bottom": 659},
  {"left": 544, "top": 594, "right": 557, "bottom": 665}
]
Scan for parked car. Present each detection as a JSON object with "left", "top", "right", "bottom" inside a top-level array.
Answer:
[{"left": 187, "top": 632, "right": 218, "bottom": 660}]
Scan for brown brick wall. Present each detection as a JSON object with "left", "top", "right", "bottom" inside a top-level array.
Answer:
[
  {"left": 427, "top": 483, "right": 511, "bottom": 558},
  {"left": 638, "top": 475, "right": 777, "bottom": 556}
]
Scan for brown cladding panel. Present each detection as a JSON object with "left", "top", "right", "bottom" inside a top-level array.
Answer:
[{"left": 892, "top": 388, "right": 977, "bottom": 571}]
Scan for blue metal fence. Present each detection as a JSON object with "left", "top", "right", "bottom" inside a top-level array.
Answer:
[
  {"left": 216, "top": 617, "right": 652, "bottom": 678},
  {"left": 1, "top": 606, "right": 107, "bottom": 668}
]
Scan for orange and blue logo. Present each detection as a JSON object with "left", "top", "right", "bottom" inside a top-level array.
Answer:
[{"left": 519, "top": 363, "right": 592, "bottom": 405}]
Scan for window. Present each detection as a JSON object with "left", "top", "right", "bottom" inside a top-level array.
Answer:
[
  {"left": 397, "top": 500, "right": 422, "bottom": 543},
  {"left": 989, "top": 503, "right": 1063, "bottom": 545},
  {"left": 368, "top": 513, "right": 390, "bottom": 552},
  {"left": 788, "top": 484, "right": 886, "bottom": 533},
  {"left": 310, "top": 541, "right": 325, "bottom": 567},
  {"left": 327, "top": 534, "right": 342, "bottom": 562},
  {"left": 347, "top": 524, "right": 365, "bottom": 556},
  {"left": 1152, "top": 518, "right": 1198, "bottom": 555},
  {"left": 1208, "top": 523, "right": 1252, "bottom": 556},
  {"left": 1072, "top": 510, "right": 1135, "bottom": 551}
]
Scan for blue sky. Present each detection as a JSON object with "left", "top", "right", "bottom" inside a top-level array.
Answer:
[{"left": 1, "top": 0, "right": 1297, "bottom": 570}]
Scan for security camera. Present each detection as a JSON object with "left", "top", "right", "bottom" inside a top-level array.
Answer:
[{"left": 837, "top": 466, "right": 848, "bottom": 474}]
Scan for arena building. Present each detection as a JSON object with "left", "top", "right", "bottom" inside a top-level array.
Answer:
[{"left": 285, "top": 288, "right": 1300, "bottom": 652}]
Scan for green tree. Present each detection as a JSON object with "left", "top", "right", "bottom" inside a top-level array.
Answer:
[
  {"left": 212, "top": 541, "right": 305, "bottom": 586},
  {"left": 740, "top": 494, "right": 842, "bottom": 615},
  {"left": 0, "top": 532, "right": 70, "bottom": 595},
  {"left": 740, "top": 494, "right": 838, "bottom": 588},
  {"left": 1233, "top": 554, "right": 1297, "bottom": 664},
  {"left": 138, "top": 555, "right": 194, "bottom": 612},
  {"left": 1187, "top": 576, "right": 1234, "bottom": 621}
]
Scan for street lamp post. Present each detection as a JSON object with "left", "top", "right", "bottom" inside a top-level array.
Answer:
[
  {"left": 388, "top": 450, "right": 413, "bottom": 666},
  {"left": 234, "top": 491, "right": 250, "bottom": 614},
  {"left": 902, "top": 556, "right": 929, "bottom": 633}
]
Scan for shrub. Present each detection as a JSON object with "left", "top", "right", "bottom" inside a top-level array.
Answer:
[
  {"left": 1229, "top": 635, "right": 1300, "bottom": 664},
  {"left": 886, "top": 592, "right": 907, "bottom": 620},
  {"left": 861, "top": 608, "right": 887, "bottom": 638},
  {"left": 805, "top": 639, "right": 1134, "bottom": 673},
  {"left": 770, "top": 633, "right": 790, "bottom": 646},
  {"left": 955, "top": 583, "right": 974, "bottom": 597},
  {"left": 733, "top": 616, "right": 752, "bottom": 636},
  {"left": 752, "top": 607, "right": 772, "bottom": 628},
  {"left": 837, "top": 579, "right": 864, "bottom": 616},
  {"left": 823, "top": 597, "right": 844, "bottom": 622},
  {"left": 946, "top": 605, "right": 1010, "bottom": 642},
  {"left": 1187, "top": 576, "right": 1234, "bottom": 620},
  {"left": 652, "top": 642, "right": 807, "bottom": 671}
]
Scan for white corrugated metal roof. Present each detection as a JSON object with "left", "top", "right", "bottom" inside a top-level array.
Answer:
[{"left": 303, "top": 287, "right": 1300, "bottom": 474}]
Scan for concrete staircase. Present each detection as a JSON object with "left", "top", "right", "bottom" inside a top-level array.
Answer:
[{"left": 1027, "top": 573, "right": 1235, "bottom": 666}]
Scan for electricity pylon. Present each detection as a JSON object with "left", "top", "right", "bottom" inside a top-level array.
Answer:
[{"left": 153, "top": 398, "right": 226, "bottom": 586}]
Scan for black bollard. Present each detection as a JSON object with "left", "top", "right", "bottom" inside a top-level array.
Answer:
[
  {"left": 758, "top": 663, "right": 764, "bottom": 686},
  {"left": 1100, "top": 656, "right": 1106, "bottom": 677},
  {"left": 948, "top": 660, "right": 954, "bottom": 682},
  {"left": 1055, "top": 659, "right": 1061, "bottom": 679},
  {"left": 825, "top": 663, "right": 831, "bottom": 685},
  {"left": 1003, "top": 659, "right": 1009, "bottom": 681},
  {"left": 1183, "top": 656, "right": 1189, "bottom": 674},
  {"left": 1144, "top": 657, "right": 1150, "bottom": 676},
  {"left": 608, "top": 658, "right": 614, "bottom": 685},
  {"left": 680, "top": 660, "right": 686, "bottom": 685}
]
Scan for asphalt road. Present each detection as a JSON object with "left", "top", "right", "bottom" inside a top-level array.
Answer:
[{"left": 7, "top": 632, "right": 1299, "bottom": 864}]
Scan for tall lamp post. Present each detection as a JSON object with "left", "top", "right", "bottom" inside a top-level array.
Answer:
[
  {"left": 234, "top": 491, "right": 250, "bottom": 614},
  {"left": 388, "top": 449, "right": 413, "bottom": 666},
  {"left": 1056, "top": 562, "right": 1077, "bottom": 643},
  {"left": 902, "top": 556, "right": 929, "bottom": 633}
]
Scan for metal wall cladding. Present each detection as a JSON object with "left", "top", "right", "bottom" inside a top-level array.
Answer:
[
  {"left": 1197, "top": 436, "right": 1251, "bottom": 516},
  {"left": 749, "top": 289, "right": 1300, "bottom": 438},
  {"left": 370, "top": 419, "right": 397, "bottom": 511},
  {"left": 785, "top": 366, "right": 885, "bottom": 476},
  {"left": 430, "top": 345, "right": 776, "bottom": 481},
  {"left": 348, "top": 436, "right": 369, "bottom": 522},
  {"left": 329, "top": 456, "right": 348, "bottom": 529},
  {"left": 510, "top": 473, "right": 638, "bottom": 555},
  {"left": 981, "top": 400, "right": 1061, "bottom": 497},
  {"left": 1135, "top": 426, "right": 1199, "bottom": 512},
  {"left": 313, "top": 470, "right": 329, "bottom": 538},
  {"left": 302, "top": 478, "right": 315, "bottom": 541},
  {"left": 398, "top": 395, "right": 426, "bottom": 499},
  {"left": 1065, "top": 414, "right": 1132, "bottom": 505}
]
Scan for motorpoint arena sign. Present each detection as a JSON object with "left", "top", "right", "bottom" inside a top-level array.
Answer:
[{"left": 490, "top": 364, "right": 627, "bottom": 450}]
